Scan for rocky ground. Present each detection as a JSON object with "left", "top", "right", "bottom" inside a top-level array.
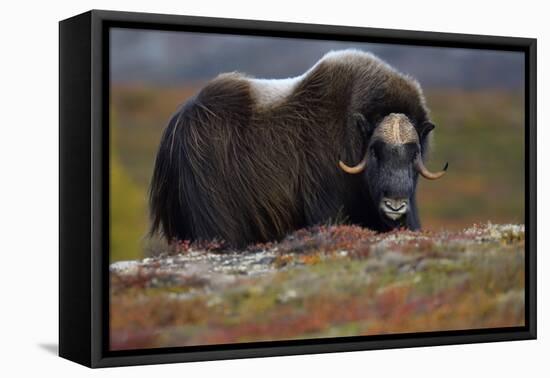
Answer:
[{"left": 110, "top": 223, "right": 525, "bottom": 350}]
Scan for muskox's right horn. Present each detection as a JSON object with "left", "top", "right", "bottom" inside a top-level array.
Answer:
[{"left": 339, "top": 150, "right": 368, "bottom": 174}]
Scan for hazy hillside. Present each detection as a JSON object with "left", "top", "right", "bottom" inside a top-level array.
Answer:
[{"left": 111, "top": 28, "right": 524, "bottom": 90}]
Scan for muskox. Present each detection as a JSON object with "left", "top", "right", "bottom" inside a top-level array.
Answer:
[{"left": 149, "top": 49, "right": 447, "bottom": 247}]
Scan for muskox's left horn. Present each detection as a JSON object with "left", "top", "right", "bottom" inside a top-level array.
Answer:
[
  {"left": 339, "top": 150, "right": 368, "bottom": 174},
  {"left": 415, "top": 155, "right": 448, "bottom": 180}
]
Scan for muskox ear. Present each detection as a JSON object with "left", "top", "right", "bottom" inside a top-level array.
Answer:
[
  {"left": 340, "top": 112, "right": 372, "bottom": 165},
  {"left": 349, "top": 112, "right": 373, "bottom": 139},
  {"left": 418, "top": 121, "right": 435, "bottom": 139}
]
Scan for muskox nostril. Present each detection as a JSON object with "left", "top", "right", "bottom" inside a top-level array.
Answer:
[
  {"left": 385, "top": 201, "right": 401, "bottom": 211},
  {"left": 393, "top": 203, "right": 406, "bottom": 211},
  {"left": 381, "top": 198, "right": 408, "bottom": 214}
]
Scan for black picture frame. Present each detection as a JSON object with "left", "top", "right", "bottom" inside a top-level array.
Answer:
[{"left": 59, "top": 9, "right": 537, "bottom": 368}]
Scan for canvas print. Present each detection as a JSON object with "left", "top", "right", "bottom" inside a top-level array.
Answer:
[{"left": 109, "top": 28, "right": 525, "bottom": 351}]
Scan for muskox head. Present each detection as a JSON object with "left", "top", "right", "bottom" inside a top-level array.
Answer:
[{"left": 339, "top": 113, "right": 447, "bottom": 229}]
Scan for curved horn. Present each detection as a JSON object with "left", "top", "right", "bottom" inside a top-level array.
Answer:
[
  {"left": 339, "top": 150, "right": 368, "bottom": 174},
  {"left": 415, "top": 155, "right": 448, "bottom": 180}
]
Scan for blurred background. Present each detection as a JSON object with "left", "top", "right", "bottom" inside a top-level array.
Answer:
[{"left": 110, "top": 28, "right": 525, "bottom": 262}]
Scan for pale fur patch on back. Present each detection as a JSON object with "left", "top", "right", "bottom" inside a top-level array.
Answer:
[{"left": 248, "top": 76, "right": 304, "bottom": 108}]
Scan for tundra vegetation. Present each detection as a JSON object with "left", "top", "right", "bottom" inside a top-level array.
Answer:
[{"left": 110, "top": 223, "right": 525, "bottom": 349}]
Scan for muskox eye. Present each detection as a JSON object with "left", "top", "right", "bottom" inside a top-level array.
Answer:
[
  {"left": 370, "top": 147, "right": 377, "bottom": 159},
  {"left": 404, "top": 143, "right": 420, "bottom": 159},
  {"left": 371, "top": 141, "right": 384, "bottom": 160}
]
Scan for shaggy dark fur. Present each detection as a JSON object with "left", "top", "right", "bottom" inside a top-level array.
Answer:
[{"left": 150, "top": 50, "right": 437, "bottom": 247}]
